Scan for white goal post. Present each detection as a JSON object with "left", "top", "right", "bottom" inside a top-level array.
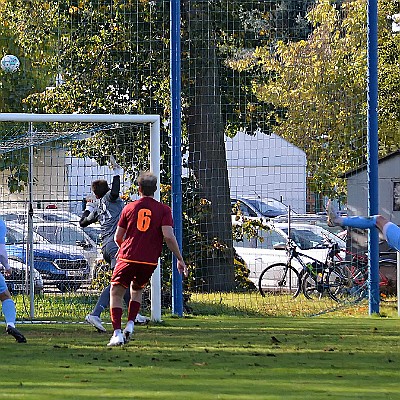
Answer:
[{"left": 0, "top": 113, "right": 162, "bottom": 322}]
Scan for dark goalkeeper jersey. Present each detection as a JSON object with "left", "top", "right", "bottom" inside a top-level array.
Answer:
[{"left": 117, "top": 196, "right": 173, "bottom": 265}]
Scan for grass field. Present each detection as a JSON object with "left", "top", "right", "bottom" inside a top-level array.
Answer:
[{"left": 1, "top": 315, "right": 400, "bottom": 399}]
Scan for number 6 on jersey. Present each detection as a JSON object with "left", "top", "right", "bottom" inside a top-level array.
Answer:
[{"left": 137, "top": 208, "right": 152, "bottom": 231}]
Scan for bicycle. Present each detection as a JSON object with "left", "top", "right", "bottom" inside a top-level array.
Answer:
[
  {"left": 258, "top": 237, "right": 365, "bottom": 303},
  {"left": 335, "top": 251, "right": 397, "bottom": 299}
]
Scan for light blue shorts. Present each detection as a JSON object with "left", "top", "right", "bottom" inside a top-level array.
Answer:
[{"left": 0, "top": 272, "right": 7, "bottom": 294}]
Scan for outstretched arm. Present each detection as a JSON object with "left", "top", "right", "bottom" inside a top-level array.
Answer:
[
  {"left": 375, "top": 215, "right": 390, "bottom": 233},
  {"left": 109, "top": 156, "right": 123, "bottom": 201},
  {"left": 109, "top": 175, "right": 120, "bottom": 201},
  {"left": 378, "top": 216, "right": 400, "bottom": 252}
]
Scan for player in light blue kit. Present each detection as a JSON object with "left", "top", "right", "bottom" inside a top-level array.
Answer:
[
  {"left": 0, "top": 219, "right": 26, "bottom": 342},
  {"left": 327, "top": 200, "right": 400, "bottom": 252}
]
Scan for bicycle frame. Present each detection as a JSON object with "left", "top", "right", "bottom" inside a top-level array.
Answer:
[{"left": 284, "top": 238, "right": 340, "bottom": 275}]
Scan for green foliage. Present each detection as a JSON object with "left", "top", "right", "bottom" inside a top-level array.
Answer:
[
  {"left": 89, "top": 259, "right": 112, "bottom": 291},
  {"left": 226, "top": 0, "right": 400, "bottom": 198},
  {"left": 180, "top": 176, "right": 255, "bottom": 291},
  {"left": 214, "top": 0, "right": 316, "bottom": 137},
  {"left": 0, "top": 0, "right": 60, "bottom": 192}
]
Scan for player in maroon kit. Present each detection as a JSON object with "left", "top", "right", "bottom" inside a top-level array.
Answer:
[{"left": 107, "top": 171, "right": 187, "bottom": 346}]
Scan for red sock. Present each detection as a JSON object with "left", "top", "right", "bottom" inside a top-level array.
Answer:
[
  {"left": 128, "top": 301, "right": 141, "bottom": 322},
  {"left": 110, "top": 307, "right": 123, "bottom": 331}
]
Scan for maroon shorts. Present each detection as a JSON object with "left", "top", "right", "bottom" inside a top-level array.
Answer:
[{"left": 111, "top": 260, "right": 157, "bottom": 289}]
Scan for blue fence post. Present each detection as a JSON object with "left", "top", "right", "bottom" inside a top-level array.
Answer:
[
  {"left": 367, "top": 0, "right": 380, "bottom": 314},
  {"left": 170, "top": 0, "right": 183, "bottom": 316}
]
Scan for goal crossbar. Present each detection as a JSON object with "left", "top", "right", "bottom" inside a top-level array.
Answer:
[
  {"left": 0, "top": 113, "right": 162, "bottom": 322},
  {"left": 0, "top": 113, "right": 160, "bottom": 123}
]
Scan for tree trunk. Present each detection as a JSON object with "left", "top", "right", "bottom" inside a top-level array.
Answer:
[{"left": 184, "top": 1, "right": 235, "bottom": 291}]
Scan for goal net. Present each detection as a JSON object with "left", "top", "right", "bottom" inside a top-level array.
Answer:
[{"left": 0, "top": 113, "right": 162, "bottom": 322}]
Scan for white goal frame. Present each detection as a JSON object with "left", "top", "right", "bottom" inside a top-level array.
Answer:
[{"left": 0, "top": 113, "right": 162, "bottom": 322}]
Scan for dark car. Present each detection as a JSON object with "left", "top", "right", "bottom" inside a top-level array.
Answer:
[{"left": 5, "top": 224, "right": 90, "bottom": 293}]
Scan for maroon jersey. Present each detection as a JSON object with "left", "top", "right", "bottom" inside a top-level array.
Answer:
[{"left": 117, "top": 196, "right": 173, "bottom": 265}]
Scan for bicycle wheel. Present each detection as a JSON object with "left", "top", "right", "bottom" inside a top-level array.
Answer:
[
  {"left": 327, "top": 261, "right": 367, "bottom": 303},
  {"left": 302, "top": 271, "right": 329, "bottom": 300},
  {"left": 379, "top": 261, "right": 397, "bottom": 298},
  {"left": 258, "top": 263, "right": 300, "bottom": 298}
]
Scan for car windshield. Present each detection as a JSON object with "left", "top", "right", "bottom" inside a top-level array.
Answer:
[
  {"left": 5, "top": 226, "right": 47, "bottom": 244},
  {"left": 36, "top": 211, "right": 80, "bottom": 223},
  {"left": 246, "top": 198, "right": 288, "bottom": 217},
  {"left": 34, "top": 225, "right": 88, "bottom": 246},
  {"left": 5, "top": 228, "right": 26, "bottom": 245},
  {"left": 280, "top": 227, "right": 328, "bottom": 250}
]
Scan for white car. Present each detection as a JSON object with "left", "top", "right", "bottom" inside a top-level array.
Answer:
[{"left": 234, "top": 222, "right": 346, "bottom": 286}]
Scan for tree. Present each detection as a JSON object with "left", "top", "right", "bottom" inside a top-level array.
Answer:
[
  {"left": 226, "top": 0, "right": 400, "bottom": 198},
  {"left": 0, "top": 0, "right": 60, "bottom": 192},
  {"left": 0, "top": 0, "right": 324, "bottom": 290},
  {"left": 180, "top": 0, "right": 317, "bottom": 290}
]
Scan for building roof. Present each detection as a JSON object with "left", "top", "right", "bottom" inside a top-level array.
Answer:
[{"left": 341, "top": 149, "right": 400, "bottom": 178}]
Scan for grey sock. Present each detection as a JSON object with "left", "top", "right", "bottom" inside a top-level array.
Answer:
[{"left": 92, "top": 285, "right": 111, "bottom": 317}]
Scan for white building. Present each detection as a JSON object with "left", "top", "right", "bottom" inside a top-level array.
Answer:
[{"left": 225, "top": 131, "right": 307, "bottom": 213}]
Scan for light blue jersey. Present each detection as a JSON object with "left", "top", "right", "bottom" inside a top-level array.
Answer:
[
  {"left": 0, "top": 219, "right": 6, "bottom": 244},
  {"left": 0, "top": 219, "right": 7, "bottom": 293},
  {"left": 384, "top": 222, "right": 400, "bottom": 252}
]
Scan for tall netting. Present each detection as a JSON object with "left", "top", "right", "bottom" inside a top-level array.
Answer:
[
  {"left": 0, "top": 0, "right": 399, "bottom": 321},
  {"left": 0, "top": 120, "right": 155, "bottom": 320}
]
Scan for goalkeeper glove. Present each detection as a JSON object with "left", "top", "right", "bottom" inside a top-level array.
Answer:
[
  {"left": 110, "top": 155, "right": 123, "bottom": 176},
  {"left": 85, "top": 200, "right": 98, "bottom": 221}
]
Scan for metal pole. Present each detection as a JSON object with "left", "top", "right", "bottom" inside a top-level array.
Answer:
[
  {"left": 27, "top": 122, "right": 35, "bottom": 318},
  {"left": 150, "top": 118, "right": 162, "bottom": 322},
  {"left": 170, "top": 0, "right": 183, "bottom": 316},
  {"left": 367, "top": 0, "right": 379, "bottom": 314}
]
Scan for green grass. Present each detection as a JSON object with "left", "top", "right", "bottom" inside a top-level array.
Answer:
[
  {"left": 15, "top": 290, "right": 399, "bottom": 320},
  {"left": 1, "top": 315, "right": 400, "bottom": 399}
]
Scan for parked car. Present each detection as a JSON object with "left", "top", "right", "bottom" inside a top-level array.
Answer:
[
  {"left": 233, "top": 221, "right": 346, "bottom": 286},
  {"left": 5, "top": 258, "right": 44, "bottom": 295},
  {"left": 31, "top": 222, "right": 102, "bottom": 275},
  {"left": 5, "top": 223, "right": 90, "bottom": 293},
  {"left": 272, "top": 213, "right": 347, "bottom": 239},
  {"left": 33, "top": 209, "right": 103, "bottom": 248},
  {"left": 231, "top": 196, "right": 289, "bottom": 222},
  {"left": 0, "top": 209, "right": 103, "bottom": 272}
]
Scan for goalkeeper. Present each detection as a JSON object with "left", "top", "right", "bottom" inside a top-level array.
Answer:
[{"left": 80, "top": 156, "right": 148, "bottom": 332}]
